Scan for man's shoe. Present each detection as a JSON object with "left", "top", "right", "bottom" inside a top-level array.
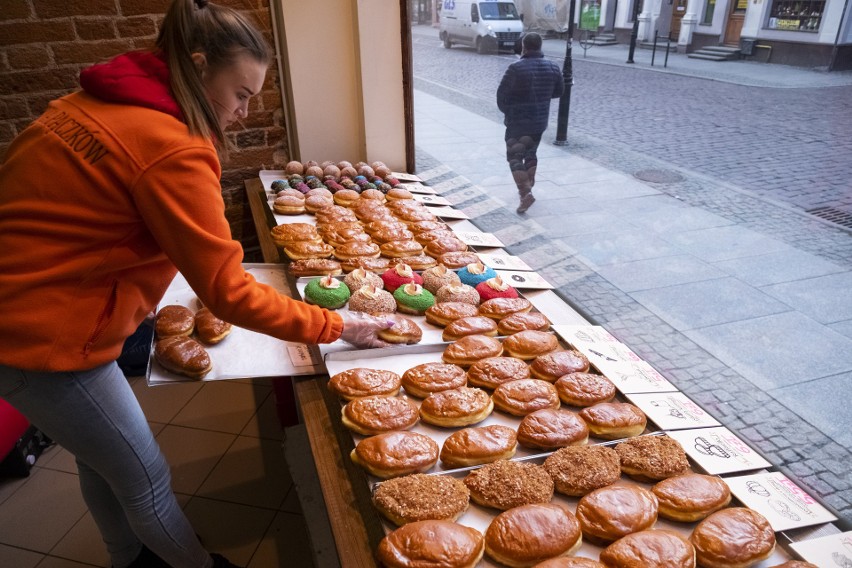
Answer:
[
  {"left": 211, "top": 553, "right": 244, "bottom": 568},
  {"left": 516, "top": 194, "right": 536, "bottom": 214},
  {"left": 122, "top": 545, "right": 171, "bottom": 568}
]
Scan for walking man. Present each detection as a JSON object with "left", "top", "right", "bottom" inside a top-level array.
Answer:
[{"left": 497, "top": 32, "right": 564, "bottom": 213}]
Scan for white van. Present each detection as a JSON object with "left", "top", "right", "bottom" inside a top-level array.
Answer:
[{"left": 439, "top": 0, "right": 524, "bottom": 54}]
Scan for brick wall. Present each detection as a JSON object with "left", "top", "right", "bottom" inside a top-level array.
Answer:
[{"left": 0, "top": 0, "right": 289, "bottom": 254}]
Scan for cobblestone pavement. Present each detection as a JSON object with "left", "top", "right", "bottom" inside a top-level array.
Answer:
[{"left": 409, "top": 33, "right": 852, "bottom": 524}]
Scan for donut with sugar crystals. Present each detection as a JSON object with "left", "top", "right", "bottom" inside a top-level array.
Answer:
[
  {"left": 372, "top": 474, "right": 470, "bottom": 526},
  {"left": 543, "top": 445, "right": 621, "bottom": 497},
  {"left": 463, "top": 459, "right": 554, "bottom": 511},
  {"left": 615, "top": 435, "right": 691, "bottom": 482}
]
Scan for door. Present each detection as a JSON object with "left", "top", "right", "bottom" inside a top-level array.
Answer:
[
  {"left": 671, "top": 0, "right": 688, "bottom": 39},
  {"left": 724, "top": 0, "right": 747, "bottom": 45}
]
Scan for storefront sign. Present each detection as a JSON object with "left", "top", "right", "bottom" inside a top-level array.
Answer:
[
  {"left": 627, "top": 392, "right": 720, "bottom": 430},
  {"left": 790, "top": 531, "right": 852, "bottom": 566},
  {"left": 667, "top": 426, "right": 771, "bottom": 474},
  {"left": 726, "top": 472, "right": 837, "bottom": 531}
]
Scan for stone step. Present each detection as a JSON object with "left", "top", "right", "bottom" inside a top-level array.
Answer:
[
  {"left": 592, "top": 37, "right": 618, "bottom": 46},
  {"left": 687, "top": 52, "right": 732, "bottom": 61},
  {"left": 700, "top": 45, "right": 741, "bottom": 54}
]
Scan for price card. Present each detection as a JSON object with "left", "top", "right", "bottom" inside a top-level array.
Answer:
[
  {"left": 626, "top": 392, "right": 720, "bottom": 430},
  {"left": 725, "top": 472, "right": 837, "bottom": 531},
  {"left": 391, "top": 171, "right": 422, "bottom": 182},
  {"left": 476, "top": 253, "right": 532, "bottom": 271},
  {"left": 666, "top": 426, "right": 771, "bottom": 475},
  {"left": 552, "top": 325, "right": 644, "bottom": 369},
  {"left": 431, "top": 206, "right": 469, "bottom": 220},
  {"left": 288, "top": 344, "right": 321, "bottom": 368},
  {"left": 494, "top": 270, "right": 553, "bottom": 290},
  {"left": 455, "top": 231, "right": 504, "bottom": 248},
  {"left": 412, "top": 193, "right": 453, "bottom": 206},
  {"left": 398, "top": 183, "right": 436, "bottom": 195},
  {"left": 602, "top": 359, "right": 678, "bottom": 393},
  {"left": 790, "top": 531, "right": 852, "bottom": 566}
]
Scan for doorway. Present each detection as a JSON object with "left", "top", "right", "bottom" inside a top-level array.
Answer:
[
  {"left": 670, "top": 0, "right": 688, "bottom": 39},
  {"left": 724, "top": 0, "right": 747, "bottom": 45}
]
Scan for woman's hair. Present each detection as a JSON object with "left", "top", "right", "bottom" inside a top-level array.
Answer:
[{"left": 156, "top": 0, "right": 271, "bottom": 147}]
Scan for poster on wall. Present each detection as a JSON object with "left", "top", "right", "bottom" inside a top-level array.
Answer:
[
  {"left": 580, "top": 0, "right": 601, "bottom": 30},
  {"left": 515, "top": 0, "right": 570, "bottom": 32}
]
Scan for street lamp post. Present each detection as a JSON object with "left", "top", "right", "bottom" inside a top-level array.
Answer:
[
  {"left": 554, "top": 0, "right": 578, "bottom": 145},
  {"left": 626, "top": 0, "right": 642, "bottom": 63}
]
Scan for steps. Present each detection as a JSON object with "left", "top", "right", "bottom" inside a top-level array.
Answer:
[
  {"left": 592, "top": 33, "right": 618, "bottom": 46},
  {"left": 688, "top": 45, "right": 741, "bottom": 61}
]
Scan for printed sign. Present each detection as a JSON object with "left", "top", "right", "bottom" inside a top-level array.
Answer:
[
  {"left": 666, "top": 426, "right": 771, "bottom": 475},
  {"left": 476, "top": 253, "right": 532, "bottom": 271},
  {"left": 494, "top": 270, "right": 553, "bottom": 290},
  {"left": 602, "top": 359, "right": 678, "bottom": 393},
  {"left": 726, "top": 472, "right": 837, "bottom": 531},
  {"left": 288, "top": 344, "right": 320, "bottom": 368},
  {"left": 790, "top": 531, "right": 852, "bottom": 567},
  {"left": 413, "top": 193, "right": 453, "bottom": 206},
  {"left": 455, "top": 231, "right": 504, "bottom": 248},
  {"left": 627, "top": 392, "right": 720, "bottom": 430},
  {"left": 398, "top": 183, "right": 436, "bottom": 195},
  {"left": 391, "top": 171, "right": 422, "bottom": 182},
  {"left": 431, "top": 206, "right": 470, "bottom": 220},
  {"left": 552, "top": 325, "right": 643, "bottom": 370}
]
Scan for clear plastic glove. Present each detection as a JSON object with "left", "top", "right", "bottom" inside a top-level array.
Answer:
[{"left": 338, "top": 311, "right": 396, "bottom": 349}]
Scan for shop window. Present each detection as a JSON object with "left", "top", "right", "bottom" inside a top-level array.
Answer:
[
  {"left": 701, "top": 0, "right": 716, "bottom": 24},
  {"left": 768, "top": 0, "right": 824, "bottom": 30}
]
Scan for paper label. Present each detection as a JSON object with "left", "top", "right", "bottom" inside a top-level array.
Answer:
[
  {"left": 666, "top": 426, "right": 772, "bottom": 474},
  {"left": 430, "top": 206, "right": 470, "bottom": 219},
  {"left": 476, "top": 253, "right": 532, "bottom": 271},
  {"left": 391, "top": 171, "right": 422, "bottom": 182},
  {"left": 553, "top": 325, "right": 644, "bottom": 369},
  {"left": 412, "top": 193, "right": 452, "bottom": 206},
  {"left": 602, "top": 360, "right": 678, "bottom": 393},
  {"left": 494, "top": 270, "right": 553, "bottom": 290},
  {"left": 790, "top": 531, "right": 852, "bottom": 566},
  {"left": 398, "top": 182, "right": 436, "bottom": 194},
  {"left": 288, "top": 343, "right": 320, "bottom": 368},
  {"left": 455, "top": 231, "right": 504, "bottom": 248},
  {"left": 726, "top": 471, "right": 837, "bottom": 531},
  {"left": 627, "top": 392, "right": 720, "bottom": 430}
]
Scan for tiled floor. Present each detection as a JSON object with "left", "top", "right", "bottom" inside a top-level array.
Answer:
[{"left": 0, "top": 377, "right": 315, "bottom": 567}]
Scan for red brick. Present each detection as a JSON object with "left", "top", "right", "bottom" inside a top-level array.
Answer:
[
  {"left": 36, "top": 0, "right": 117, "bottom": 19},
  {"left": 0, "top": 97, "right": 31, "bottom": 120},
  {"left": 236, "top": 129, "right": 265, "bottom": 148},
  {"left": 0, "top": 69, "right": 79, "bottom": 96},
  {"left": 28, "top": 93, "right": 60, "bottom": 116},
  {"left": 52, "top": 40, "right": 134, "bottom": 65},
  {"left": 266, "top": 126, "right": 286, "bottom": 147},
  {"left": 6, "top": 45, "right": 51, "bottom": 70},
  {"left": 0, "top": 21, "right": 75, "bottom": 46},
  {"left": 0, "top": 1, "right": 32, "bottom": 21},
  {"left": 116, "top": 16, "right": 157, "bottom": 38},
  {"left": 240, "top": 109, "right": 274, "bottom": 129},
  {"left": 75, "top": 18, "right": 117, "bottom": 41},
  {"left": 119, "top": 0, "right": 171, "bottom": 18}
]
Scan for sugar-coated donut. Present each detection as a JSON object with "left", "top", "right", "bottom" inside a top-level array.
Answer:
[
  {"left": 347, "top": 285, "right": 396, "bottom": 314},
  {"left": 543, "top": 445, "right": 621, "bottom": 497},
  {"left": 422, "top": 264, "right": 462, "bottom": 294},
  {"left": 615, "top": 435, "right": 691, "bottom": 482},
  {"left": 691, "top": 508, "right": 776, "bottom": 568},
  {"left": 380, "top": 263, "right": 422, "bottom": 292},
  {"left": 401, "top": 362, "right": 467, "bottom": 398},
  {"left": 303, "top": 275, "right": 350, "bottom": 309},
  {"left": 576, "top": 484, "right": 659, "bottom": 545},
  {"left": 435, "top": 283, "right": 480, "bottom": 305},
  {"left": 340, "top": 395, "right": 419, "bottom": 436},
  {"left": 425, "top": 301, "right": 480, "bottom": 326},
  {"left": 351, "top": 430, "right": 438, "bottom": 479},
  {"left": 579, "top": 402, "right": 647, "bottom": 440},
  {"left": 342, "top": 268, "right": 383, "bottom": 293},
  {"left": 529, "top": 350, "right": 590, "bottom": 382},
  {"left": 463, "top": 459, "right": 554, "bottom": 511},
  {"left": 467, "top": 356, "right": 531, "bottom": 390},
  {"left": 502, "top": 330, "right": 560, "bottom": 360},
  {"left": 554, "top": 372, "right": 617, "bottom": 407},
  {"left": 372, "top": 474, "right": 470, "bottom": 526},
  {"left": 442, "top": 334, "right": 504, "bottom": 368},
  {"left": 517, "top": 408, "right": 590, "bottom": 450},
  {"left": 600, "top": 529, "right": 696, "bottom": 568},
  {"left": 327, "top": 367, "right": 401, "bottom": 400},
  {"left": 652, "top": 474, "right": 732, "bottom": 522},
  {"left": 377, "top": 520, "right": 484, "bottom": 568},
  {"left": 485, "top": 503, "right": 582, "bottom": 568},
  {"left": 492, "top": 378, "right": 560, "bottom": 416},
  {"left": 440, "top": 424, "right": 517, "bottom": 468},
  {"left": 475, "top": 276, "right": 519, "bottom": 301},
  {"left": 420, "top": 386, "right": 493, "bottom": 427}
]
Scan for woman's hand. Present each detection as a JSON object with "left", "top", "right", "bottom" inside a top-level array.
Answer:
[{"left": 338, "top": 311, "right": 395, "bottom": 349}]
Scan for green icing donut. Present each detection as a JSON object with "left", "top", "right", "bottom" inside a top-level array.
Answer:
[
  {"left": 393, "top": 285, "right": 435, "bottom": 313},
  {"left": 304, "top": 278, "right": 350, "bottom": 309}
]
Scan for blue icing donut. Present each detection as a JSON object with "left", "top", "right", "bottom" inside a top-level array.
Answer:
[{"left": 457, "top": 263, "right": 497, "bottom": 287}]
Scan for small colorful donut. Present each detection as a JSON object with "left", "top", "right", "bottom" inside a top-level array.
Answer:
[
  {"left": 457, "top": 262, "right": 497, "bottom": 287},
  {"left": 381, "top": 263, "right": 423, "bottom": 293},
  {"left": 394, "top": 283, "right": 436, "bottom": 315},
  {"left": 343, "top": 268, "right": 384, "bottom": 293},
  {"left": 475, "top": 276, "right": 518, "bottom": 301},
  {"left": 304, "top": 275, "right": 350, "bottom": 309}
]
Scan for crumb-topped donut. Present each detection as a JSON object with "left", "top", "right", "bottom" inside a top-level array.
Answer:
[
  {"left": 342, "top": 267, "right": 383, "bottom": 292},
  {"left": 155, "top": 304, "right": 195, "bottom": 338},
  {"left": 492, "top": 378, "right": 561, "bottom": 416},
  {"left": 467, "top": 356, "right": 531, "bottom": 389},
  {"left": 380, "top": 262, "right": 422, "bottom": 292},
  {"left": 543, "top": 445, "right": 621, "bottom": 497},
  {"left": 351, "top": 431, "right": 438, "bottom": 479},
  {"left": 529, "top": 350, "right": 591, "bottom": 382},
  {"left": 439, "top": 251, "right": 480, "bottom": 269},
  {"left": 600, "top": 529, "right": 696, "bottom": 568},
  {"left": 502, "top": 330, "right": 559, "bottom": 361},
  {"left": 425, "top": 301, "right": 480, "bottom": 327},
  {"left": 442, "top": 316, "right": 499, "bottom": 341},
  {"left": 652, "top": 474, "right": 731, "bottom": 522},
  {"left": 554, "top": 372, "right": 617, "bottom": 407},
  {"left": 303, "top": 275, "right": 350, "bottom": 309},
  {"left": 463, "top": 459, "right": 554, "bottom": 511},
  {"left": 476, "top": 276, "right": 519, "bottom": 301},
  {"left": 485, "top": 503, "right": 582, "bottom": 568},
  {"left": 440, "top": 424, "right": 517, "bottom": 468},
  {"left": 372, "top": 474, "right": 470, "bottom": 525},
  {"left": 435, "top": 283, "right": 480, "bottom": 305},
  {"left": 328, "top": 367, "right": 401, "bottom": 400},
  {"left": 394, "top": 283, "right": 436, "bottom": 315},
  {"left": 347, "top": 285, "right": 396, "bottom": 314},
  {"left": 341, "top": 395, "right": 419, "bottom": 436},
  {"left": 442, "top": 334, "right": 504, "bottom": 368},
  {"left": 580, "top": 402, "right": 647, "bottom": 440},
  {"left": 497, "top": 312, "right": 550, "bottom": 335},
  {"left": 420, "top": 386, "right": 493, "bottom": 427},
  {"left": 377, "top": 520, "right": 484, "bottom": 568},
  {"left": 691, "top": 508, "right": 776, "bottom": 568},
  {"left": 401, "top": 362, "right": 467, "bottom": 398},
  {"left": 457, "top": 262, "right": 497, "bottom": 287},
  {"left": 576, "top": 484, "right": 659, "bottom": 546},
  {"left": 422, "top": 264, "right": 462, "bottom": 294},
  {"left": 518, "top": 408, "right": 590, "bottom": 450},
  {"left": 478, "top": 297, "right": 533, "bottom": 320},
  {"left": 615, "top": 435, "right": 690, "bottom": 482}
]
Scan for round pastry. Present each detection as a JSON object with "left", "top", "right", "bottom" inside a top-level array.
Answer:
[
  {"left": 463, "top": 459, "right": 554, "bottom": 511},
  {"left": 380, "top": 263, "right": 422, "bottom": 293},
  {"left": 393, "top": 283, "right": 435, "bottom": 315},
  {"left": 333, "top": 241, "right": 381, "bottom": 260},
  {"left": 408, "top": 220, "right": 447, "bottom": 234},
  {"left": 282, "top": 241, "right": 334, "bottom": 260},
  {"left": 420, "top": 386, "right": 493, "bottom": 427},
  {"left": 270, "top": 222, "right": 320, "bottom": 246},
  {"left": 377, "top": 316, "right": 423, "bottom": 344},
  {"left": 529, "top": 350, "right": 591, "bottom": 382},
  {"left": 154, "top": 335, "right": 212, "bottom": 379},
  {"left": 485, "top": 503, "right": 582, "bottom": 568},
  {"left": 615, "top": 435, "right": 691, "bottom": 482},
  {"left": 652, "top": 474, "right": 732, "bottom": 522},
  {"left": 579, "top": 402, "right": 647, "bottom": 440},
  {"left": 401, "top": 362, "right": 468, "bottom": 398},
  {"left": 314, "top": 204, "right": 357, "bottom": 223},
  {"left": 414, "top": 229, "right": 458, "bottom": 246},
  {"left": 342, "top": 268, "right": 384, "bottom": 293},
  {"left": 351, "top": 430, "right": 438, "bottom": 479},
  {"left": 517, "top": 408, "right": 590, "bottom": 450},
  {"left": 155, "top": 304, "right": 195, "bottom": 338},
  {"left": 377, "top": 520, "right": 484, "bottom": 568},
  {"left": 398, "top": 254, "right": 437, "bottom": 271},
  {"left": 287, "top": 258, "right": 343, "bottom": 277},
  {"left": 502, "top": 330, "right": 560, "bottom": 361},
  {"left": 372, "top": 474, "right": 470, "bottom": 526},
  {"left": 554, "top": 372, "right": 617, "bottom": 407},
  {"left": 380, "top": 239, "right": 424, "bottom": 259},
  {"left": 347, "top": 285, "right": 396, "bottom": 314},
  {"left": 442, "top": 334, "right": 504, "bottom": 368},
  {"left": 303, "top": 275, "right": 350, "bottom": 309},
  {"left": 422, "top": 264, "right": 462, "bottom": 294},
  {"left": 306, "top": 187, "right": 333, "bottom": 200},
  {"left": 272, "top": 194, "right": 306, "bottom": 215},
  {"left": 275, "top": 187, "right": 305, "bottom": 199},
  {"left": 439, "top": 251, "right": 480, "bottom": 269},
  {"left": 340, "top": 256, "right": 389, "bottom": 274},
  {"left": 425, "top": 301, "right": 480, "bottom": 327},
  {"left": 767, "top": 563, "right": 819, "bottom": 568},
  {"left": 396, "top": 209, "right": 438, "bottom": 225},
  {"left": 340, "top": 165, "right": 358, "bottom": 178},
  {"left": 304, "top": 164, "right": 323, "bottom": 177},
  {"left": 304, "top": 194, "right": 333, "bottom": 213},
  {"left": 497, "top": 312, "right": 550, "bottom": 335},
  {"left": 442, "top": 316, "right": 499, "bottom": 341},
  {"left": 543, "top": 445, "right": 622, "bottom": 497},
  {"left": 533, "top": 558, "right": 605, "bottom": 568},
  {"left": 435, "top": 283, "right": 480, "bottom": 305},
  {"left": 691, "top": 508, "right": 776, "bottom": 568},
  {"left": 332, "top": 188, "right": 360, "bottom": 207},
  {"left": 478, "top": 297, "right": 533, "bottom": 320},
  {"left": 323, "top": 227, "right": 371, "bottom": 248},
  {"left": 457, "top": 262, "right": 498, "bottom": 287},
  {"left": 194, "top": 307, "right": 232, "bottom": 345},
  {"left": 440, "top": 424, "right": 517, "bottom": 468},
  {"left": 599, "top": 529, "right": 696, "bottom": 568},
  {"left": 327, "top": 367, "right": 401, "bottom": 400},
  {"left": 476, "top": 276, "right": 519, "bottom": 301},
  {"left": 576, "top": 484, "right": 659, "bottom": 546},
  {"left": 316, "top": 220, "right": 361, "bottom": 237},
  {"left": 492, "top": 378, "right": 560, "bottom": 416},
  {"left": 340, "top": 395, "right": 419, "bottom": 435},
  {"left": 284, "top": 160, "right": 304, "bottom": 175},
  {"left": 386, "top": 187, "right": 414, "bottom": 201},
  {"left": 425, "top": 237, "right": 468, "bottom": 258},
  {"left": 360, "top": 188, "right": 385, "bottom": 201},
  {"left": 467, "top": 356, "right": 531, "bottom": 389}
]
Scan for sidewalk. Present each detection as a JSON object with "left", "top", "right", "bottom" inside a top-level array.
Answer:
[{"left": 412, "top": 88, "right": 852, "bottom": 522}]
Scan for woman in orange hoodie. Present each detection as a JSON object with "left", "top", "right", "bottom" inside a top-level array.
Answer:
[{"left": 0, "top": 1, "right": 390, "bottom": 566}]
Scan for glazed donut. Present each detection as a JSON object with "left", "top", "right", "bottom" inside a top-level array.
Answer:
[
  {"left": 529, "top": 350, "right": 590, "bottom": 382},
  {"left": 478, "top": 297, "right": 533, "bottom": 320},
  {"left": 438, "top": 251, "right": 480, "bottom": 269},
  {"left": 440, "top": 424, "right": 517, "bottom": 468},
  {"left": 497, "top": 312, "right": 550, "bottom": 335},
  {"left": 282, "top": 241, "right": 334, "bottom": 260},
  {"left": 579, "top": 402, "right": 647, "bottom": 440},
  {"left": 380, "top": 239, "right": 424, "bottom": 259},
  {"left": 154, "top": 336, "right": 211, "bottom": 379},
  {"left": 575, "top": 484, "right": 659, "bottom": 546},
  {"left": 485, "top": 504, "right": 582, "bottom": 568},
  {"left": 272, "top": 195, "right": 306, "bottom": 215},
  {"left": 270, "top": 222, "right": 320, "bottom": 246},
  {"left": 372, "top": 474, "right": 470, "bottom": 526},
  {"left": 502, "top": 330, "right": 559, "bottom": 361},
  {"left": 194, "top": 307, "right": 232, "bottom": 345},
  {"left": 377, "top": 520, "right": 484, "bottom": 568},
  {"left": 652, "top": 473, "right": 732, "bottom": 522},
  {"left": 424, "top": 301, "right": 480, "bottom": 327},
  {"left": 377, "top": 316, "right": 423, "bottom": 344},
  {"left": 492, "top": 378, "right": 561, "bottom": 417},
  {"left": 419, "top": 387, "right": 494, "bottom": 428},
  {"left": 442, "top": 334, "right": 504, "bottom": 368},
  {"left": 442, "top": 316, "right": 499, "bottom": 341},
  {"left": 691, "top": 508, "right": 776, "bottom": 568},
  {"left": 600, "top": 529, "right": 696, "bottom": 568},
  {"left": 327, "top": 367, "right": 401, "bottom": 400},
  {"left": 340, "top": 256, "right": 390, "bottom": 274},
  {"left": 333, "top": 241, "right": 381, "bottom": 260},
  {"left": 554, "top": 372, "right": 617, "bottom": 407},
  {"left": 287, "top": 258, "right": 343, "bottom": 277},
  {"left": 350, "top": 431, "right": 438, "bottom": 479},
  {"left": 155, "top": 304, "right": 195, "bottom": 338},
  {"left": 517, "top": 408, "right": 590, "bottom": 451},
  {"left": 401, "top": 362, "right": 468, "bottom": 398},
  {"left": 340, "top": 395, "right": 419, "bottom": 436},
  {"left": 533, "top": 558, "right": 605, "bottom": 568}
]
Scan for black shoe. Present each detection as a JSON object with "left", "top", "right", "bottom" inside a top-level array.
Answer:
[
  {"left": 516, "top": 193, "right": 536, "bottom": 214},
  {"left": 211, "top": 553, "right": 244, "bottom": 568},
  {"left": 119, "top": 545, "right": 172, "bottom": 568}
]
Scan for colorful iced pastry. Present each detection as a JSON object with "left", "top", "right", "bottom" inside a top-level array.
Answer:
[
  {"left": 304, "top": 275, "right": 351, "bottom": 309},
  {"left": 381, "top": 263, "right": 423, "bottom": 293},
  {"left": 343, "top": 267, "right": 384, "bottom": 293},
  {"left": 421, "top": 263, "right": 462, "bottom": 294},
  {"left": 475, "top": 276, "right": 518, "bottom": 301},
  {"left": 457, "top": 262, "right": 497, "bottom": 287},
  {"left": 394, "top": 283, "right": 436, "bottom": 315}
]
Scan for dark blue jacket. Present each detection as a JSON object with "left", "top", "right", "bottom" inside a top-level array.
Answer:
[{"left": 497, "top": 50, "right": 564, "bottom": 135}]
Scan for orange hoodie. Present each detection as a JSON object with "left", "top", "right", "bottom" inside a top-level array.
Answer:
[{"left": 0, "top": 51, "right": 342, "bottom": 372}]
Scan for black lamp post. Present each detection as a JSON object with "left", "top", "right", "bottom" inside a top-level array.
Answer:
[
  {"left": 554, "top": 0, "right": 578, "bottom": 145},
  {"left": 626, "top": 0, "right": 642, "bottom": 63}
]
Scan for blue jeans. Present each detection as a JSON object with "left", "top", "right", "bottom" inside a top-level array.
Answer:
[{"left": 0, "top": 362, "right": 212, "bottom": 568}]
